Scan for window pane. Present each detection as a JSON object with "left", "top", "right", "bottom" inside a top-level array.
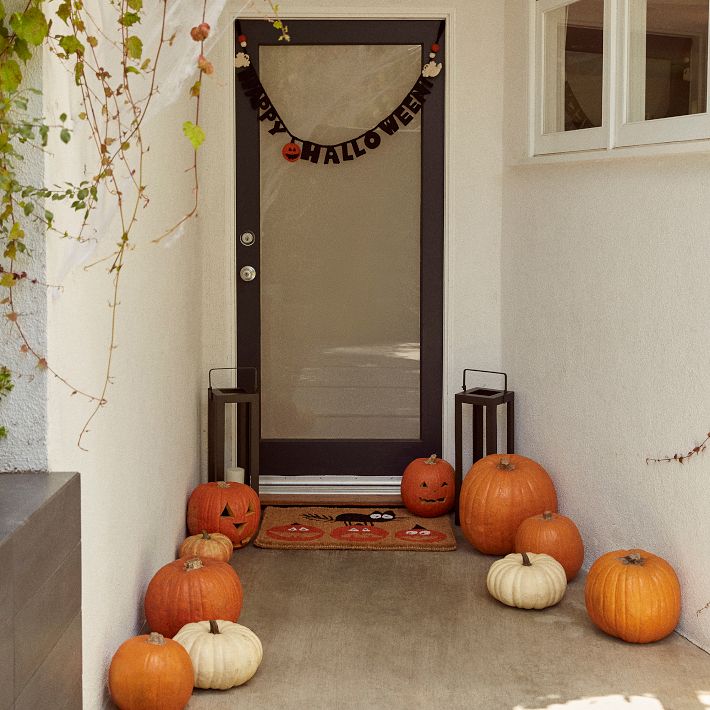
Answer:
[
  {"left": 627, "top": 0, "right": 708, "bottom": 123},
  {"left": 543, "top": 0, "right": 605, "bottom": 134}
]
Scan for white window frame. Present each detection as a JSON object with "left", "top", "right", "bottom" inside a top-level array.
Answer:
[
  {"left": 530, "top": 0, "right": 710, "bottom": 156},
  {"left": 533, "top": 0, "right": 613, "bottom": 155},
  {"left": 616, "top": 0, "right": 710, "bottom": 146}
]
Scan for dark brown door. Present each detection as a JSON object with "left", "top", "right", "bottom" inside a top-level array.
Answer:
[{"left": 235, "top": 19, "right": 444, "bottom": 477}]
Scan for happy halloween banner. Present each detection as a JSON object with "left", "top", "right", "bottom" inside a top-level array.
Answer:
[{"left": 236, "top": 65, "right": 439, "bottom": 165}]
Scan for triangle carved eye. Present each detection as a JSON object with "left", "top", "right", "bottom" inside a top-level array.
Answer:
[{"left": 221, "top": 505, "right": 234, "bottom": 517}]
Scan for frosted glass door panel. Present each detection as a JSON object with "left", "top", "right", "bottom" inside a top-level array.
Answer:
[{"left": 259, "top": 45, "right": 421, "bottom": 440}]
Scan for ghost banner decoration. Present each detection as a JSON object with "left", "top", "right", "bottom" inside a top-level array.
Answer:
[{"left": 234, "top": 23, "right": 444, "bottom": 165}]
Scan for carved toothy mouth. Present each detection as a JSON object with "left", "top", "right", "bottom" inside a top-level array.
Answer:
[{"left": 419, "top": 497, "right": 446, "bottom": 503}]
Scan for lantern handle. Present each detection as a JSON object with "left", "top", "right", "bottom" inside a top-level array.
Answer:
[
  {"left": 462, "top": 369, "right": 508, "bottom": 393},
  {"left": 208, "top": 367, "right": 259, "bottom": 393}
]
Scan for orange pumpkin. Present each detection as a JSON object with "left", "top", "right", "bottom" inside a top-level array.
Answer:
[
  {"left": 459, "top": 454, "right": 557, "bottom": 555},
  {"left": 514, "top": 511, "right": 584, "bottom": 581},
  {"left": 187, "top": 481, "right": 261, "bottom": 548},
  {"left": 585, "top": 549, "right": 681, "bottom": 643},
  {"left": 108, "top": 632, "right": 194, "bottom": 710},
  {"left": 179, "top": 531, "right": 233, "bottom": 563},
  {"left": 144, "top": 557, "right": 243, "bottom": 638},
  {"left": 401, "top": 454, "right": 455, "bottom": 517}
]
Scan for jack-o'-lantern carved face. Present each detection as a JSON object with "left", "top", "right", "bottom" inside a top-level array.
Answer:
[
  {"left": 267, "top": 522, "right": 325, "bottom": 542},
  {"left": 330, "top": 525, "right": 389, "bottom": 542},
  {"left": 401, "top": 454, "right": 455, "bottom": 517},
  {"left": 187, "top": 481, "right": 261, "bottom": 549},
  {"left": 395, "top": 524, "right": 447, "bottom": 544},
  {"left": 282, "top": 141, "right": 301, "bottom": 162}
]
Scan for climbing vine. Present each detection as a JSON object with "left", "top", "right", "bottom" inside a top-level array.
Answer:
[{"left": 0, "top": 0, "right": 290, "bottom": 448}]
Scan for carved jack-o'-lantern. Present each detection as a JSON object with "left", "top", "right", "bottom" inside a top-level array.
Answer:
[
  {"left": 330, "top": 525, "right": 389, "bottom": 542},
  {"left": 282, "top": 141, "right": 301, "bottom": 162},
  {"left": 187, "top": 481, "right": 261, "bottom": 548},
  {"left": 401, "top": 454, "right": 455, "bottom": 517},
  {"left": 266, "top": 522, "right": 325, "bottom": 542},
  {"left": 394, "top": 524, "right": 447, "bottom": 544}
]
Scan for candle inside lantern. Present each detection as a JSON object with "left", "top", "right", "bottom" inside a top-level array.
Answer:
[{"left": 226, "top": 466, "right": 245, "bottom": 484}]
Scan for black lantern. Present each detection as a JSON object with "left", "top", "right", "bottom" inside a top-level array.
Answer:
[
  {"left": 207, "top": 367, "right": 260, "bottom": 491},
  {"left": 454, "top": 369, "right": 514, "bottom": 522}
]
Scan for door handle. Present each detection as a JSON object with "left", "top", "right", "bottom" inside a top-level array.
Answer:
[{"left": 240, "top": 266, "right": 257, "bottom": 282}]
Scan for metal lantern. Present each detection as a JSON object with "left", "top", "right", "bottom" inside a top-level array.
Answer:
[
  {"left": 207, "top": 367, "right": 260, "bottom": 491},
  {"left": 454, "top": 369, "right": 514, "bottom": 522}
]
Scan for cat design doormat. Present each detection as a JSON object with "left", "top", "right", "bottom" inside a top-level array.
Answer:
[{"left": 254, "top": 506, "right": 456, "bottom": 552}]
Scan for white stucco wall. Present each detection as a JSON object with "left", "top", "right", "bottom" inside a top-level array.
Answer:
[
  {"left": 0, "top": 7, "right": 46, "bottom": 472},
  {"left": 503, "top": 0, "right": 710, "bottom": 651},
  {"left": 44, "top": 5, "right": 203, "bottom": 707},
  {"left": 200, "top": 0, "right": 506, "bottom": 472}
]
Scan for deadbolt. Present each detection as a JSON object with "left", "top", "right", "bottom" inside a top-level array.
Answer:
[
  {"left": 240, "top": 265, "right": 257, "bottom": 282},
  {"left": 240, "top": 231, "right": 256, "bottom": 246}
]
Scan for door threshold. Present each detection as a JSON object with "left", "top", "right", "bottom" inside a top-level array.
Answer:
[{"left": 259, "top": 475, "right": 402, "bottom": 507}]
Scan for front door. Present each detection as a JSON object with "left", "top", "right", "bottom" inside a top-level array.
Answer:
[{"left": 235, "top": 19, "right": 444, "bottom": 477}]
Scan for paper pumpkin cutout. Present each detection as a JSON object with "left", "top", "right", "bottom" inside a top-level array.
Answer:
[
  {"left": 422, "top": 61, "right": 442, "bottom": 78},
  {"left": 282, "top": 141, "right": 301, "bottom": 162},
  {"left": 234, "top": 52, "right": 251, "bottom": 69}
]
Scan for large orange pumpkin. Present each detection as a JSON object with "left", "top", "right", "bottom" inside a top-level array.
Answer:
[
  {"left": 400, "top": 454, "right": 455, "bottom": 517},
  {"left": 514, "top": 511, "right": 584, "bottom": 581},
  {"left": 144, "top": 557, "right": 243, "bottom": 638},
  {"left": 585, "top": 549, "right": 681, "bottom": 643},
  {"left": 108, "top": 632, "right": 194, "bottom": 710},
  {"left": 459, "top": 454, "right": 557, "bottom": 555},
  {"left": 187, "top": 481, "right": 261, "bottom": 548}
]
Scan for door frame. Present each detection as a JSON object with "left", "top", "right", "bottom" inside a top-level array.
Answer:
[{"left": 214, "top": 4, "right": 456, "bottom": 480}]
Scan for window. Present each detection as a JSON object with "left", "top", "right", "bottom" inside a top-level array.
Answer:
[{"left": 532, "top": 0, "right": 710, "bottom": 154}]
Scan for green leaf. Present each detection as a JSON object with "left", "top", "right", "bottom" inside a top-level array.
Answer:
[
  {"left": 56, "top": 2, "right": 71, "bottom": 24},
  {"left": 127, "top": 0, "right": 143, "bottom": 9},
  {"left": 14, "top": 38, "right": 31, "bottom": 62},
  {"left": 10, "top": 7, "right": 48, "bottom": 46},
  {"left": 182, "top": 121, "right": 205, "bottom": 150},
  {"left": 0, "top": 272, "right": 15, "bottom": 288},
  {"left": 0, "top": 60, "right": 22, "bottom": 92},
  {"left": 59, "top": 128, "right": 70, "bottom": 144},
  {"left": 125, "top": 66, "right": 139, "bottom": 74},
  {"left": 273, "top": 20, "right": 282, "bottom": 29},
  {"left": 119, "top": 12, "right": 140, "bottom": 27},
  {"left": 59, "top": 34, "right": 83, "bottom": 55},
  {"left": 125, "top": 35, "right": 142, "bottom": 59}
]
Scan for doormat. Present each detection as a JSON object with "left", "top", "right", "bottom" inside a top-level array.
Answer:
[{"left": 254, "top": 506, "right": 456, "bottom": 552}]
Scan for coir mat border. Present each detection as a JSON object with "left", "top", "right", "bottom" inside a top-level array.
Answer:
[{"left": 254, "top": 506, "right": 456, "bottom": 552}]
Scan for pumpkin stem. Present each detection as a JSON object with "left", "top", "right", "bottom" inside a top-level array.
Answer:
[
  {"left": 217, "top": 481, "right": 230, "bottom": 489},
  {"left": 184, "top": 557, "right": 204, "bottom": 571},
  {"left": 425, "top": 454, "right": 438, "bottom": 465},
  {"left": 147, "top": 632, "right": 166, "bottom": 646},
  {"left": 620, "top": 552, "right": 645, "bottom": 565},
  {"left": 201, "top": 531, "right": 210, "bottom": 539},
  {"left": 542, "top": 511, "right": 554, "bottom": 521},
  {"left": 520, "top": 552, "right": 532, "bottom": 567},
  {"left": 497, "top": 456, "right": 516, "bottom": 471},
  {"left": 209, "top": 620, "right": 220, "bottom": 635}
]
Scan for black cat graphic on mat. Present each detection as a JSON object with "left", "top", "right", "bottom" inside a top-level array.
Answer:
[{"left": 303, "top": 510, "right": 402, "bottom": 526}]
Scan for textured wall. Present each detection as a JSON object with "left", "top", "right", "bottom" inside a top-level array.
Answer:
[
  {"left": 44, "top": 4, "right": 203, "bottom": 707},
  {"left": 0, "top": 9, "right": 47, "bottom": 472},
  {"left": 503, "top": 0, "right": 710, "bottom": 651}
]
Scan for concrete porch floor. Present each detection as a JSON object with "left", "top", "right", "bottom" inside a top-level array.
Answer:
[{"left": 187, "top": 523, "right": 710, "bottom": 710}]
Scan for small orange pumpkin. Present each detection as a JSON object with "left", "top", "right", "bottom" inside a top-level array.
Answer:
[
  {"left": 179, "top": 531, "right": 233, "bottom": 563},
  {"left": 108, "top": 632, "right": 194, "bottom": 710},
  {"left": 401, "top": 454, "right": 455, "bottom": 517},
  {"left": 459, "top": 454, "right": 557, "bottom": 555},
  {"left": 585, "top": 549, "right": 681, "bottom": 643},
  {"left": 187, "top": 481, "right": 261, "bottom": 548},
  {"left": 144, "top": 557, "right": 243, "bottom": 638},
  {"left": 514, "top": 511, "right": 584, "bottom": 581}
]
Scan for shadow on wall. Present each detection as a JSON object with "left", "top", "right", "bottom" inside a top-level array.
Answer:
[{"left": 515, "top": 691, "right": 710, "bottom": 709}]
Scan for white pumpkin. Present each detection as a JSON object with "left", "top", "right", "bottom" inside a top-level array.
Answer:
[
  {"left": 487, "top": 551, "right": 567, "bottom": 609},
  {"left": 173, "top": 619, "right": 262, "bottom": 689}
]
